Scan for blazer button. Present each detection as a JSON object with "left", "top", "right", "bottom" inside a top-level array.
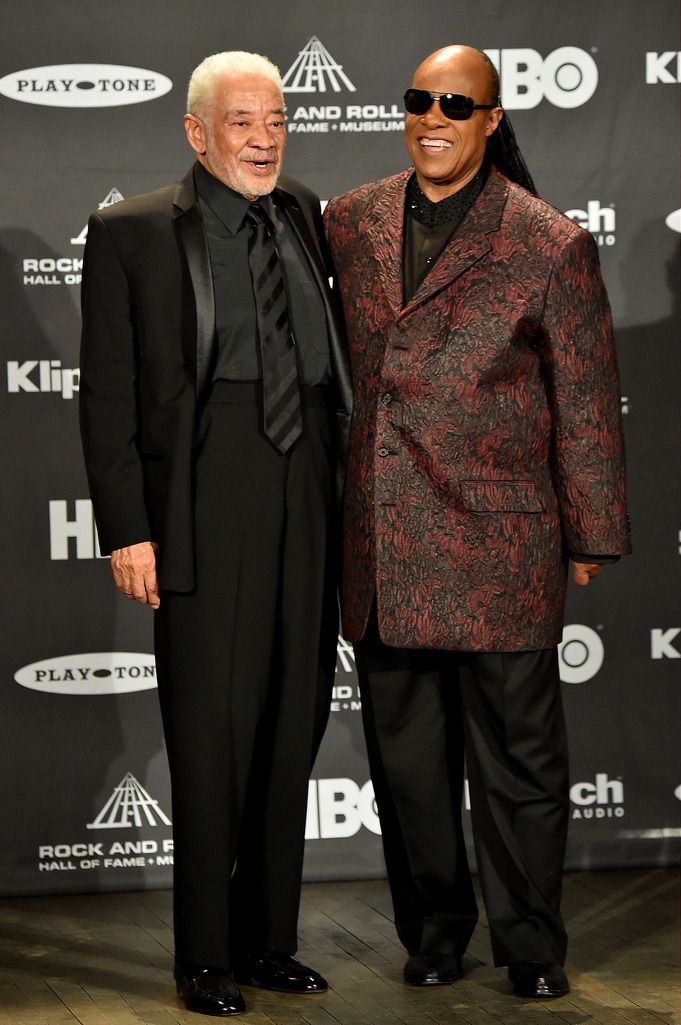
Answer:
[
  {"left": 382, "top": 392, "right": 392, "bottom": 405},
  {"left": 378, "top": 446, "right": 389, "bottom": 457}
]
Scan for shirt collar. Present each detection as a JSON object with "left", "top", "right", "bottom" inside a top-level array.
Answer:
[
  {"left": 193, "top": 161, "right": 251, "bottom": 235},
  {"left": 406, "top": 158, "right": 490, "bottom": 229}
]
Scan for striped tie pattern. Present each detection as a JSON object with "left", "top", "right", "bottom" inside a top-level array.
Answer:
[{"left": 246, "top": 203, "right": 303, "bottom": 454}]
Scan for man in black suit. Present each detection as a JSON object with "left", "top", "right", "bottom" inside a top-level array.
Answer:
[{"left": 80, "top": 50, "right": 351, "bottom": 1017}]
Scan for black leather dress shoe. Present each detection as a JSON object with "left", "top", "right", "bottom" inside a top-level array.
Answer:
[
  {"left": 403, "top": 953, "right": 462, "bottom": 986},
  {"left": 508, "top": 961, "right": 570, "bottom": 999},
  {"left": 176, "top": 967, "right": 246, "bottom": 1016},
  {"left": 235, "top": 951, "right": 328, "bottom": 993}
]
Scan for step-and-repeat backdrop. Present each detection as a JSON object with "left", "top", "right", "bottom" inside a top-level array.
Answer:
[{"left": 1, "top": 0, "right": 679, "bottom": 896}]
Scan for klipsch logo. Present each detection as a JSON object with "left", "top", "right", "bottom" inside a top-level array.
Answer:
[
  {"left": 8, "top": 360, "right": 80, "bottom": 398},
  {"left": 14, "top": 653, "right": 157, "bottom": 695},
  {"left": 565, "top": 200, "right": 616, "bottom": 247},
  {"left": 571, "top": 773, "right": 624, "bottom": 819},
  {"left": 0, "top": 64, "right": 172, "bottom": 107},
  {"left": 651, "top": 628, "right": 681, "bottom": 659},
  {"left": 646, "top": 52, "right": 680, "bottom": 84}
]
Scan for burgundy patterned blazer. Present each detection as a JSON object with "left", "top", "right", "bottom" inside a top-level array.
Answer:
[{"left": 324, "top": 167, "right": 631, "bottom": 652}]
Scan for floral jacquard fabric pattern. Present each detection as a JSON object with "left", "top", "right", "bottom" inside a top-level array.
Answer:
[{"left": 324, "top": 168, "right": 631, "bottom": 653}]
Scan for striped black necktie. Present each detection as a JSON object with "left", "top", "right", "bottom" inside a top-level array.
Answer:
[{"left": 246, "top": 202, "right": 303, "bottom": 454}]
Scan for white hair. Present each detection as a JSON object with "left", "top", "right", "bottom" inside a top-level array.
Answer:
[{"left": 187, "top": 51, "right": 283, "bottom": 117}]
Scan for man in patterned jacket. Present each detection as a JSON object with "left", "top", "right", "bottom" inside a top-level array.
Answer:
[{"left": 324, "top": 44, "right": 630, "bottom": 1000}]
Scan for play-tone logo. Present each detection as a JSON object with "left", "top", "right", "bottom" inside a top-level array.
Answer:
[
  {"left": 282, "top": 37, "right": 356, "bottom": 93},
  {"left": 0, "top": 64, "right": 172, "bottom": 107},
  {"left": 14, "top": 653, "right": 157, "bottom": 695},
  {"left": 665, "top": 209, "right": 681, "bottom": 233},
  {"left": 558, "top": 624, "right": 604, "bottom": 683}
]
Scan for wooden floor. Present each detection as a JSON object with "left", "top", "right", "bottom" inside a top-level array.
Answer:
[{"left": 0, "top": 869, "right": 677, "bottom": 1024}]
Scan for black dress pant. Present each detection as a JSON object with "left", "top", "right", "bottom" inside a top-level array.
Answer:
[
  {"left": 355, "top": 608, "right": 569, "bottom": 967},
  {"left": 154, "top": 382, "right": 337, "bottom": 971}
]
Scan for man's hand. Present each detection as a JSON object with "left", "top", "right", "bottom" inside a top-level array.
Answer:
[
  {"left": 572, "top": 561, "right": 602, "bottom": 587},
  {"left": 110, "top": 541, "right": 160, "bottom": 608}
]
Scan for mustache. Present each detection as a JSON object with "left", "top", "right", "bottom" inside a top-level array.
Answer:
[{"left": 239, "top": 149, "right": 278, "bottom": 163}]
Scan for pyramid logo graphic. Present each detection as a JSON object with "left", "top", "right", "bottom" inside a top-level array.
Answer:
[
  {"left": 282, "top": 37, "right": 356, "bottom": 93},
  {"left": 86, "top": 772, "right": 172, "bottom": 829},
  {"left": 71, "top": 187, "right": 125, "bottom": 245}
]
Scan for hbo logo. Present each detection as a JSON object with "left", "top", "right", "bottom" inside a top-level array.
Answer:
[
  {"left": 559, "top": 624, "right": 604, "bottom": 684},
  {"left": 484, "top": 47, "right": 599, "bottom": 109}
]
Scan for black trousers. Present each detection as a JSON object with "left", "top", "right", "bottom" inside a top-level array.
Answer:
[
  {"left": 154, "top": 382, "right": 337, "bottom": 971},
  {"left": 355, "top": 607, "right": 569, "bottom": 967}
]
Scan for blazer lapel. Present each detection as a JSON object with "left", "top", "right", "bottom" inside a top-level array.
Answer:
[
  {"left": 402, "top": 169, "right": 510, "bottom": 314},
  {"left": 275, "top": 184, "right": 328, "bottom": 285},
  {"left": 276, "top": 183, "right": 353, "bottom": 420},
  {"left": 360, "top": 171, "right": 410, "bottom": 320},
  {"left": 172, "top": 168, "right": 216, "bottom": 398}
]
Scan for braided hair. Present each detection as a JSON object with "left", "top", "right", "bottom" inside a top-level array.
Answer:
[{"left": 479, "top": 50, "right": 538, "bottom": 196}]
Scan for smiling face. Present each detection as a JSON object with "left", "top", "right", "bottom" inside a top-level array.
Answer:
[
  {"left": 184, "top": 71, "right": 286, "bottom": 199},
  {"left": 405, "top": 46, "right": 503, "bottom": 202}
]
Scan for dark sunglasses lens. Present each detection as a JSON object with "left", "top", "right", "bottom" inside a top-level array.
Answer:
[
  {"left": 404, "top": 89, "right": 432, "bottom": 115},
  {"left": 403, "top": 89, "right": 474, "bottom": 120},
  {"left": 439, "top": 94, "right": 473, "bottom": 120}
]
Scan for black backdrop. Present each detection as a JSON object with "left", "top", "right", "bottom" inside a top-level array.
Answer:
[{"left": 1, "top": 0, "right": 679, "bottom": 896}]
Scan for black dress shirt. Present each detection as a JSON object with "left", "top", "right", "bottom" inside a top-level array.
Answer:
[
  {"left": 403, "top": 161, "right": 489, "bottom": 305},
  {"left": 194, "top": 162, "right": 330, "bottom": 385}
]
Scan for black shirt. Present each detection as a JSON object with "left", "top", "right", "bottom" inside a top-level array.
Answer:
[
  {"left": 194, "top": 162, "right": 330, "bottom": 385},
  {"left": 403, "top": 161, "right": 489, "bottom": 305}
]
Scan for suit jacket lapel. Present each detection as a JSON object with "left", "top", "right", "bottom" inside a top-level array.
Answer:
[
  {"left": 276, "top": 182, "right": 353, "bottom": 419},
  {"left": 360, "top": 171, "right": 410, "bottom": 320},
  {"left": 275, "top": 185, "right": 327, "bottom": 281},
  {"left": 402, "top": 170, "right": 510, "bottom": 314},
  {"left": 172, "top": 168, "right": 216, "bottom": 398}
]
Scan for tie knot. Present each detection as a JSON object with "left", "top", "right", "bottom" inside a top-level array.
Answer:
[{"left": 246, "top": 203, "right": 273, "bottom": 233}]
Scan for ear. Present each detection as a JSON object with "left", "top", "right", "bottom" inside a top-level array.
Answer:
[
  {"left": 184, "top": 113, "right": 207, "bottom": 156},
  {"left": 485, "top": 106, "right": 505, "bottom": 137}
]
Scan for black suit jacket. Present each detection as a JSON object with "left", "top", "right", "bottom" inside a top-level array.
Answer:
[{"left": 80, "top": 165, "right": 352, "bottom": 591}]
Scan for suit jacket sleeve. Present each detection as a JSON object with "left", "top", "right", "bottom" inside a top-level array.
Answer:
[
  {"left": 79, "top": 212, "right": 152, "bottom": 554},
  {"left": 541, "top": 229, "right": 631, "bottom": 557}
]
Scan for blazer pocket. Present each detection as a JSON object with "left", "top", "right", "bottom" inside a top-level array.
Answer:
[{"left": 460, "top": 479, "right": 546, "bottom": 513}]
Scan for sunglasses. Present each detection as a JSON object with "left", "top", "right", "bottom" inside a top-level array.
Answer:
[{"left": 404, "top": 88, "right": 497, "bottom": 121}]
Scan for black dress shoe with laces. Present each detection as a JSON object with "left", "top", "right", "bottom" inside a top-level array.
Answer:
[
  {"left": 508, "top": 960, "right": 570, "bottom": 999},
  {"left": 235, "top": 951, "right": 328, "bottom": 993},
  {"left": 403, "top": 953, "right": 462, "bottom": 986},
  {"left": 175, "top": 967, "right": 246, "bottom": 1016}
]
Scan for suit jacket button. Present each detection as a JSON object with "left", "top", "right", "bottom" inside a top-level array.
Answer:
[
  {"left": 382, "top": 392, "right": 392, "bottom": 405},
  {"left": 378, "top": 446, "right": 389, "bottom": 457}
]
